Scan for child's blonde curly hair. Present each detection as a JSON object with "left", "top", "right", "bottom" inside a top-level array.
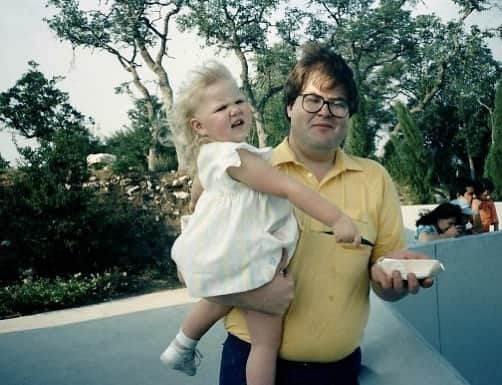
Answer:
[{"left": 169, "top": 62, "right": 239, "bottom": 177}]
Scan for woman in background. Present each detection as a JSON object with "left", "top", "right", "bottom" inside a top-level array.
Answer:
[{"left": 415, "top": 203, "right": 463, "bottom": 241}]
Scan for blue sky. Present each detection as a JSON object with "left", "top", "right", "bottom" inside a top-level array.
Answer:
[{"left": 1, "top": 0, "right": 501, "bottom": 164}]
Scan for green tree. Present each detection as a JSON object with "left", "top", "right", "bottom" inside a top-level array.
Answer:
[
  {"left": 384, "top": 102, "right": 433, "bottom": 203},
  {"left": 46, "top": 0, "right": 187, "bottom": 171},
  {"left": 177, "top": 0, "right": 295, "bottom": 147},
  {"left": 485, "top": 76, "right": 502, "bottom": 198},
  {"left": 0, "top": 65, "right": 170, "bottom": 282},
  {"left": 106, "top": 97, "right": 177, "bottom": 173},
  {"left": 261, "top": 92, "right": 289, "bottom": 147},
  {"left": 395, "top": 13, "right": 500, "bottom": 179},
  {"left": 280, "top": 0, "right": 422, "bottom": 157},
  {"left": 443, "top": 27, "right": 500, "bottom": 179},
  {"left": 0, "top": 64, "right": 95, "bottom": 279},
  {"left": 280, "top": 0, "right": 500, "bottom": 165},
  {"left": 414, "top": 101, "right": 461, "bottom": 190},
  {"left": 345, "top": 100, "right": 372, "bottom": 158},
  {"left": 0, "top": 61, "right": 93, "bottom": 142}
]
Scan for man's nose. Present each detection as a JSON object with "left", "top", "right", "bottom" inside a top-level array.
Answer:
[{"left": 317, "top": 102, "right": 333, "bottom": 117}]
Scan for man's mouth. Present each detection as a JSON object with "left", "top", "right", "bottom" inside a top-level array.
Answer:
[{"left": 312, "top": 122, "right": 333, "bottom": 130}]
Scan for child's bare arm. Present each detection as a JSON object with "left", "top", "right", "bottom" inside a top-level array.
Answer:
[{"left": 227, "top": 149, "right": 361, "bottom": 245}]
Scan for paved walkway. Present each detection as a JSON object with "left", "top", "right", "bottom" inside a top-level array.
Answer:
[
  {"left": 0, "top": 289, "right": 224, "bottom": 385},
  {"left": 0, "top": 289, "right": 468, "bottom": 385}
]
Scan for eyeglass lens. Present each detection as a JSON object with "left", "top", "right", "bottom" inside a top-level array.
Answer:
[{"left": 302, "top": 94, "right": 348, "bottom": 117}]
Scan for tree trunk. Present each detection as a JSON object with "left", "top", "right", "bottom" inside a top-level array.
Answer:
[
  {"left": 254, "top": 110, "right": 268, "bottom": 148},
  {"left": 133, "top": 7, "right": 193, "bottom": 173},
  {"left": 157, "top": 81, "right": 195, "bottom": 173},
  {"left": 147, "top": 146, "right": 158, "bottom": 172},
  {"left": 464, "top": 133, "right": 476, "bottom": 180},
  {"left": 232, "top": 48, "right": 268, "bottom": 148},
  {"left": 468, "top": 152, "right": 476, "bottom": 181}
]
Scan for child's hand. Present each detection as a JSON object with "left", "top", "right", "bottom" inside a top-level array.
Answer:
[{"left": 332, "top": 214, "right": 361, "bottom": 246}]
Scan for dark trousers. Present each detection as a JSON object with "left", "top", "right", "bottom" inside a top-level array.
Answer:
[{"left": 219, "top": 333, "right": 361, "bottom": 385}]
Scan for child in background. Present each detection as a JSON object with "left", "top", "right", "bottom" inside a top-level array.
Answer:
[
  {"left": 159, "top": 62, "right": 361, "bottom": 385},
  {"left": 474, "top": 178, "right": 499, "bottom": 232}
]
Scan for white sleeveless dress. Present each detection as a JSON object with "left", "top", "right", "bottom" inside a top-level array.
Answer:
[{"left": 171, "top": 141, "right": 298, "bottom": 297}]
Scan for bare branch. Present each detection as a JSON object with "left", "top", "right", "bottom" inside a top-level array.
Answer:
[
  {"left": 156, "top": 5, "right": 181, "bottom": 64},
  {"left": 258, "top": 85, "right": 284, "bottom": 111}
]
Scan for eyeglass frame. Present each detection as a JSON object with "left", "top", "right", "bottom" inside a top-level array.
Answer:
[{"left": 299, "top": 93, "right": 350, "bottom": 118}]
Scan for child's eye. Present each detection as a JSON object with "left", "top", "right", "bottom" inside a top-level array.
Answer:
[
  {"left": 215, "top": 105, "right": 227, "bottom": 112},
  {"left": 236, "top": 99, "right": 245, "bottom": 104}
]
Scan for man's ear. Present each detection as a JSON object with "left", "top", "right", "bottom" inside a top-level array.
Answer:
[
  {"left": 190, "top": 118, "right": 205, "bottom": 136},
  {"left": 286, "top": 104, "right": 293, "bottom": 119}
]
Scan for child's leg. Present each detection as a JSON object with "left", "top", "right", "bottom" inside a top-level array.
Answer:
[
  {"left": 181, "top": 298, "right": 231, "bottom": 339},
  {"left": 242, "top": 309, "right": 283, "bottom": 385},
  {"left": 161, "top": 299, "right": 231, "bottom": 375}
]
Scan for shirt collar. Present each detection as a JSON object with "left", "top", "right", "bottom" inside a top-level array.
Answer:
[{"left": 272, "top": 137, "right": 364, "bottom": 176}]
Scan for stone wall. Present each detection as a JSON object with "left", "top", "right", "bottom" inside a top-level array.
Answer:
[{"left": 84, "top": 170, "right": 192, "bottom": 236}]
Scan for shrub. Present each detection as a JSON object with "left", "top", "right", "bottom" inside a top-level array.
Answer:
[
  {"left": 0, "top": 270, "right": 132, "bottom": 319},
  {"left": 0, "top": 175, "right": 175, "bottom": 282},
  {"left": 0, "top": 266, "right": 183, "bottom": 319}
]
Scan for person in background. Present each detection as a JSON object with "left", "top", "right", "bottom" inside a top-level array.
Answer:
[
  {"left": 450, "top": 176, "right": 481, "bottom": 234},
  {"left": 414, "top": 203, "right": 463, "bottom": 241},
  {"left": 473, "top": 178, "right": 499, "bottom": 232},
  {"left": 449, "top": 176, "right": 475, "bottom": 207}
]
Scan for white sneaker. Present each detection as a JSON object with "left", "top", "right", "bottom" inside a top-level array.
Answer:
[{"left": 160, "top": 343, "right": 203, "bottom": 376}]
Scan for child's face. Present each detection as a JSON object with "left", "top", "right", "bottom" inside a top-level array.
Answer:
[
  {"left": 190, "top": 79, "right": 252, "bottom": 143},
  {"left": 479, "top": 189, "right": 491, "bottom": 201}
]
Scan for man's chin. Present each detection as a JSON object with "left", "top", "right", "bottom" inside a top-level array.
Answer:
[{"left": 310, "top": 138, "right": 342, "bottom": 152}]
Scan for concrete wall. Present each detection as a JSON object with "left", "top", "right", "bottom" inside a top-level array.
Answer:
[{"left": 390, "top": 231, "right": 502, "bottom": 385}]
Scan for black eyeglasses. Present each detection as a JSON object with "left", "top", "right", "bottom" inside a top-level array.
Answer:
[{"left": 300, "top": 93, "right": 349, "bottom": 118}]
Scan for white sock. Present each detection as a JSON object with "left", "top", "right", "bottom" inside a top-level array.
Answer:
[{"left": 175, "top": 329, "right": 198, "bottom": 350}]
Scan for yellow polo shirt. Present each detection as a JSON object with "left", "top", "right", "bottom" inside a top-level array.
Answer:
[{"left": 224, "top": 138, "right": 406, "bottom": 362}]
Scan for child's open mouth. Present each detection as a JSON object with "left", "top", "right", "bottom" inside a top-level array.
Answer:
[{"left": 231, "top": 119, "right": 244, "bottom": 128}]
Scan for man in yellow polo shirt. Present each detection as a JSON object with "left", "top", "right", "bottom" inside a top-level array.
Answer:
[{"left": 215, "top": 43, "right": 434, "bottom": 385}]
